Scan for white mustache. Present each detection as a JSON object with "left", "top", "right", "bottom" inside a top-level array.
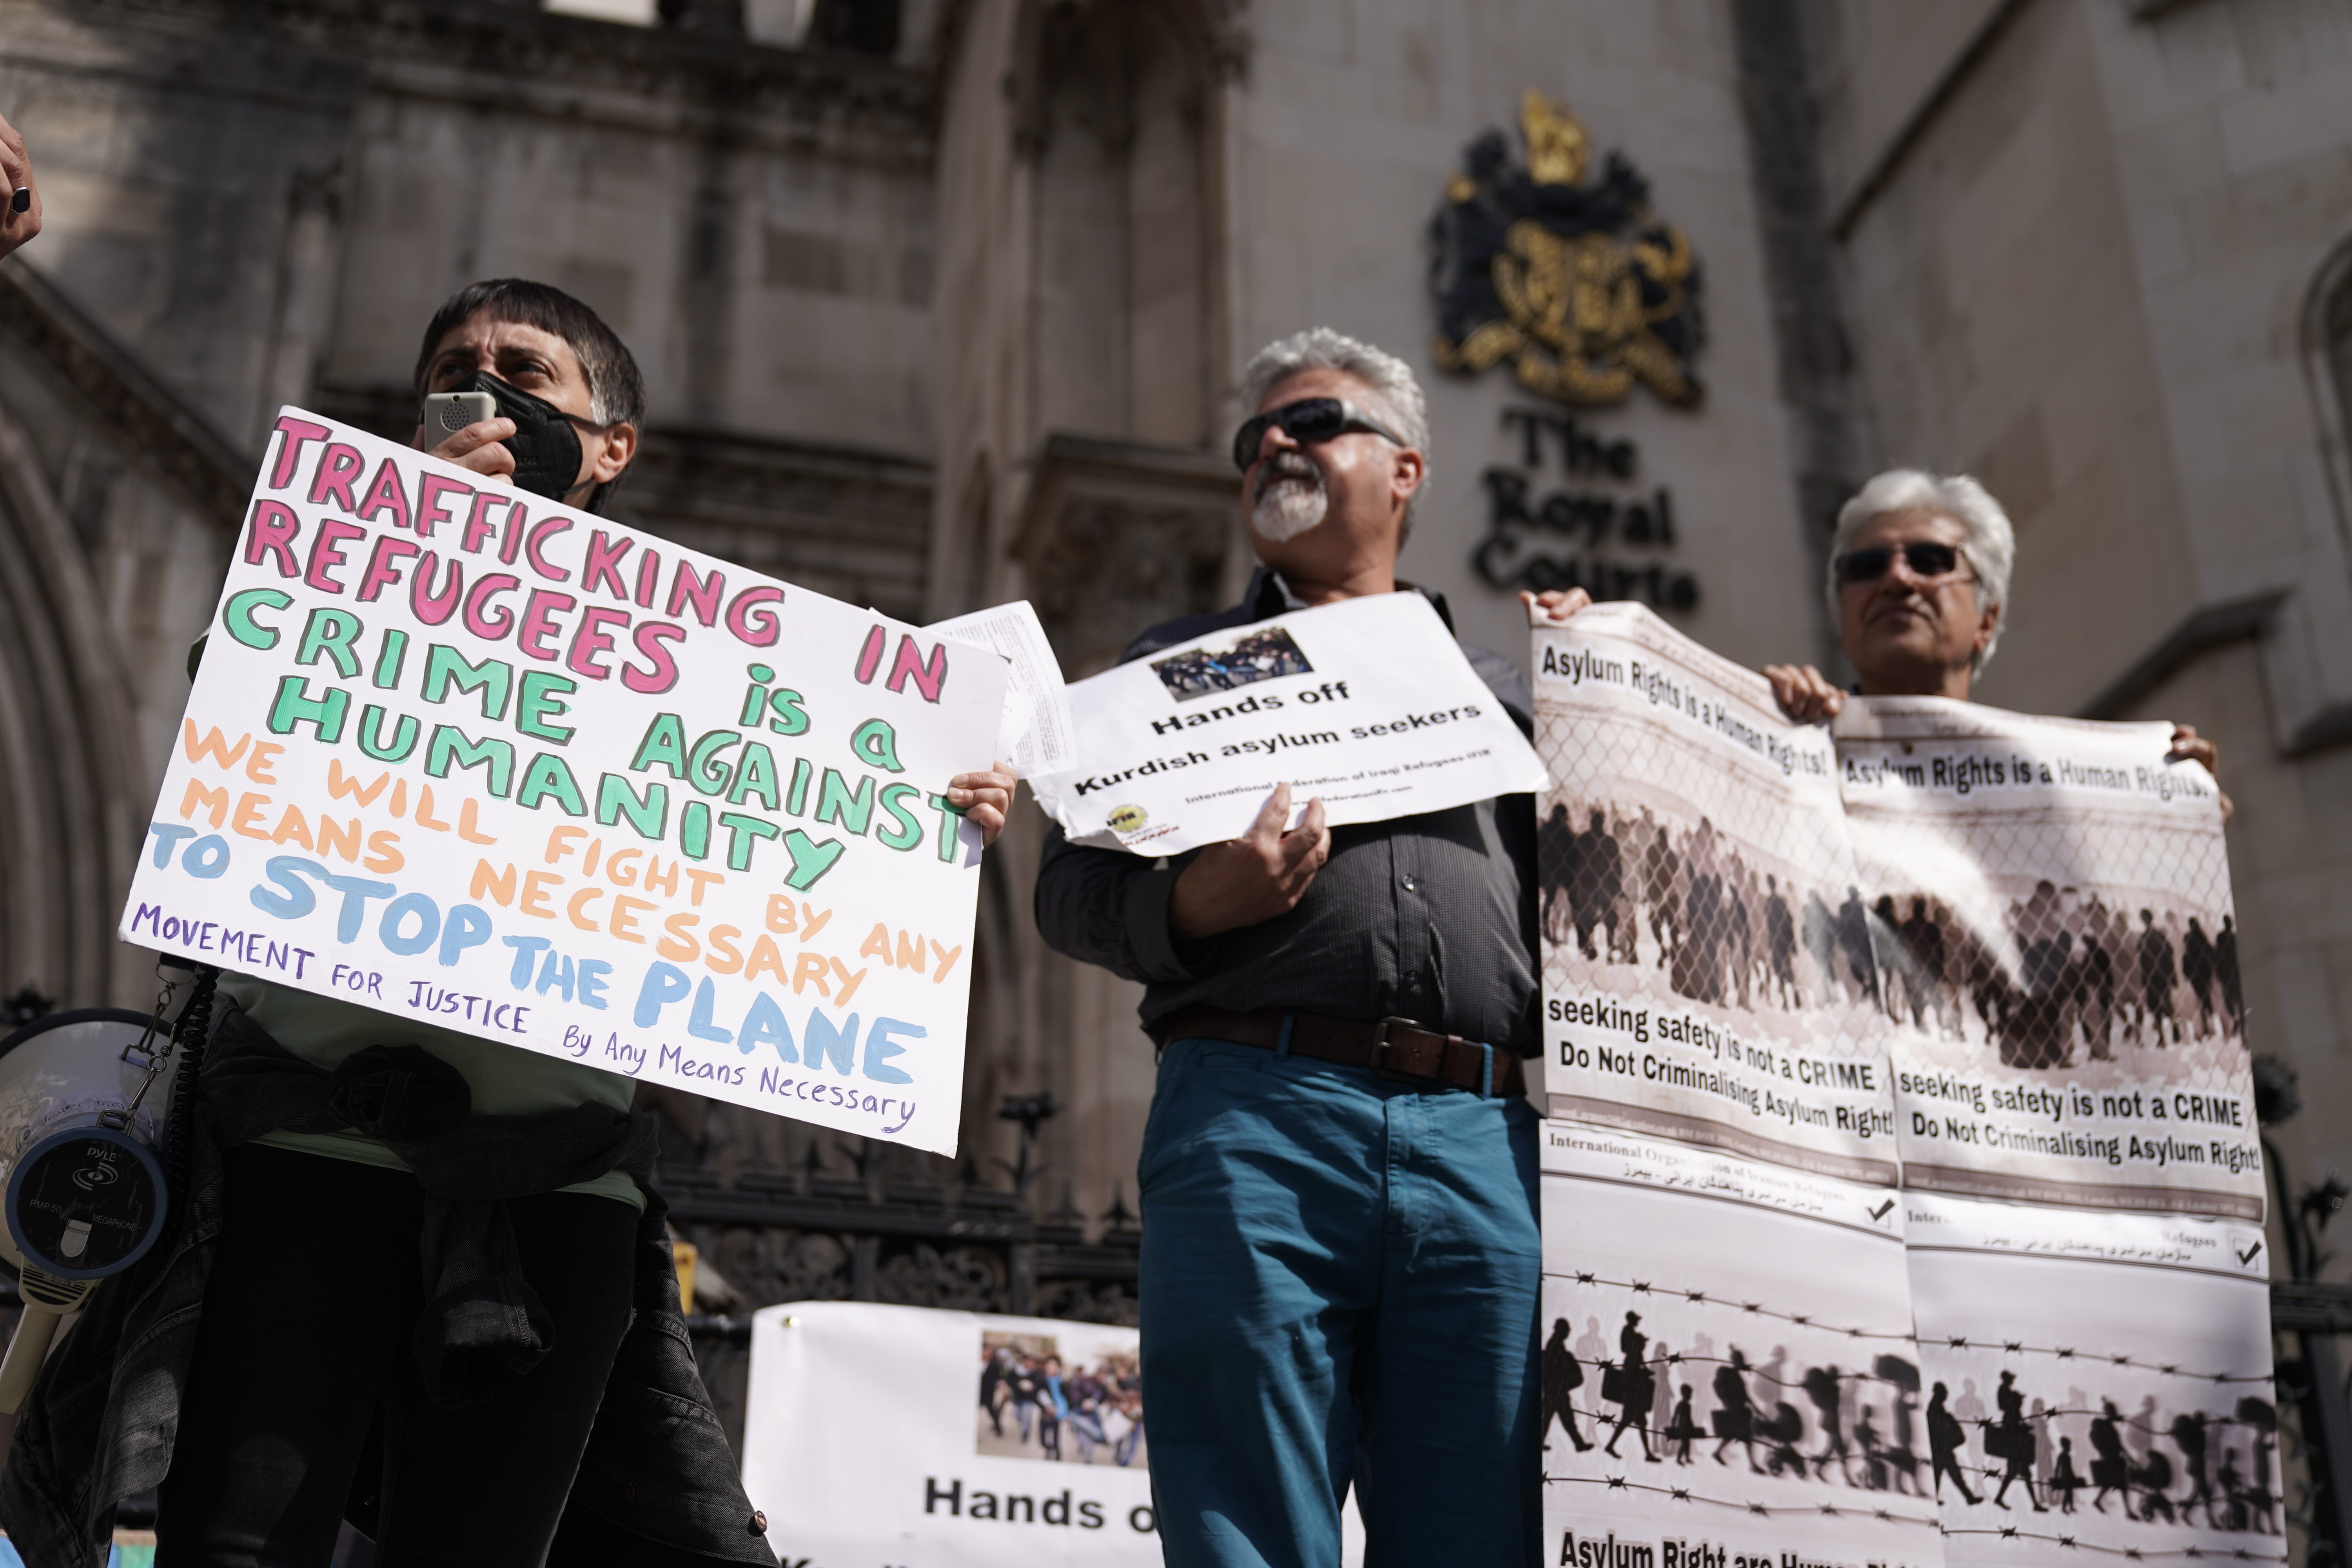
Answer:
[
  {"left": 1251, "top": 455, "right": 1327, "bottom": 543},
  {"left": 1252, "top": 451, "right": 1322, "bottom": 502}
]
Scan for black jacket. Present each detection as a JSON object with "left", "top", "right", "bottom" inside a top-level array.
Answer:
[{"left": 0, "top": 1009, "right": 776, "bottom": 1568}]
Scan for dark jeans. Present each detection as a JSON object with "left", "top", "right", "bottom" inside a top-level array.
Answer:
[
  {"left": 157, "top": 1145, "right": 637, "bottom": 1568},
  {"left": 1137, "top": 1038, "right": 1542, "bottom": 1568}
]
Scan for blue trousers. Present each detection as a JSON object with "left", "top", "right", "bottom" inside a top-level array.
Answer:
[{"left": 1137, "top": 1036, "right": 1542, "bottom": 1568}]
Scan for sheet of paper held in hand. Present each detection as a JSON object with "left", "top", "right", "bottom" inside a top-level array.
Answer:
[
  {"left": 1530, "top": 601, "right": 1900, "bottom": 1185},
  {"left": 121, "top": 408, "right": 1007, "bottom": 1156},
  {"left": 923, "top": 600, "right": 1076, "bottom": 780},
  {"left": 1032, "top": 592, "right": 1545, "bottom": 854}
]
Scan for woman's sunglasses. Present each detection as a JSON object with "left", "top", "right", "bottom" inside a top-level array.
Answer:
[
  {"left": 1231, "top": 397, "right": 1407, "bottom": 473},
  {"left": 1834, "top": 542, "right": 1971, "bottom": 585}
]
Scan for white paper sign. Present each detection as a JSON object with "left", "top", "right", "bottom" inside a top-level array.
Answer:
[
  {"left": 1031, "top": 592, "right": 1545, "bottom": 854},
  {"left": 1540, "top": 1120, "right": 1939, "bottom": 1568},
  {"left": 740, "top": 1301, "right": 1366, "bottom": 1566},
  {"left": 1905, "top": 1192, "right": 2282, "bottom": 1564},
  {"left": 120, "top": 408, "right": 1006, "bottom": 1155},
  {"left": 925, "top": 600, "right": 1076, "bottom": 779}
]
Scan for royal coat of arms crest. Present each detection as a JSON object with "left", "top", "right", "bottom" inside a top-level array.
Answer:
[{"left": 1430, "top": 91, "right": 1705, "bottom": 408}]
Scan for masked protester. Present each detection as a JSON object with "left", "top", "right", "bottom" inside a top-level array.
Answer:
[
  {"left": 410, "top": 278, "right": 644, "bottom": 514},
  {"left": 0, "top": 279, "right": 1022, "bottom": 1568}
]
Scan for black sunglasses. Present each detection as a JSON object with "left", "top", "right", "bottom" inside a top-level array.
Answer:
[
  {"left": 1231, "top": 397, "right": 1407, "bottom": 473},
  {"left": 1834, "top": 542, "right": 1971, "bottom": 585}
]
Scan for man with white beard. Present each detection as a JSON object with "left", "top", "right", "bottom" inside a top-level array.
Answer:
[{"left": 1034, "top": 328, "right": 1586, "bottom": 1566}]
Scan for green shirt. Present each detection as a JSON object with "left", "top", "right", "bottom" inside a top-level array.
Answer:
[{"left": 221, "top": 976, "right": 643, "bottom": 1210}]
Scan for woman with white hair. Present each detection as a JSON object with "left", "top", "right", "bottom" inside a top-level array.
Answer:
[{"left": 1752, "top": 469, "right": 2223, "bottom": 801}]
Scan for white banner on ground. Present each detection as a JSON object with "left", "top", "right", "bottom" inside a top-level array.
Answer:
[
  {"left": 1532, "top": 603, "right": 1898, "bottom": 1185},
  {"left": 1032, "top": 592, "right": 1544, "bottom": 855},
  {"left": 120, "top": 409, "right": 1006, "bottom": 1154},
  {"left": 1837, "top": 699, "right": 2258, "bottom": 1219},
  {"left": 739, "top": 1300, "right": 1365, "bottom": 1567},
  {"left": 1541, "top": 1120, "right": 1937, "bottom": 1568},
  {"left": 1904, "top": 1192, "right": 2281, "bottom": 1564}
]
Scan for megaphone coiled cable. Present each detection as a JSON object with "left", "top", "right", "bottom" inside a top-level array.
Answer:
[{"left": 160, "top": 963, "right": 218, "bottom": 1234}]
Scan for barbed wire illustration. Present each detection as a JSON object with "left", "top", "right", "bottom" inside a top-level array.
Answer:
[
  {"left": 1548, "top": 1269, "right": 2274, "bottom": 1390},
  {"left": 1543, "top": 1272, "right": 2283, "bottom": 1545},
  {"left": 1924, "top": 1334, "right": 2273, "bottom": 1390},
  {"left": 1936, "top": 1523, "right": 2286, "bottom": 1562},
  {"left": 1548, "top": 1269, "right": 1915, "bottom": 1347},
  {"left": 1542, "top": 1469, "right": 1938, "bottom": 1528}
]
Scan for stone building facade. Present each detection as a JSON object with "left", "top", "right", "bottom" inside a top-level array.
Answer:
[{"left": 0, "top": 0, "right": 2347, "bottom": 1357}]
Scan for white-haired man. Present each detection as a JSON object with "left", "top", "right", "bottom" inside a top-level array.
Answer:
[
  {"left": 1035, "top": 328, "right": 1569, "bottom": 1566},
  {"left": 1755, "top": 469, "right": 2223, "bottom": 797}
]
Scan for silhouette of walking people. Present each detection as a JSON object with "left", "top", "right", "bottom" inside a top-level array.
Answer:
[
  {"left": 1989, "top": 1371, "right": 2044, "bottom": 1511},
  {"left": 2089, "top": 1399, "right": 2133, "bottom": 1518},
  {"left": 2049, "top": 1436, "right": 2081, "bottom": 1514},
  {"left": 1667, "top": 1384, "right": 1699, "bottom": 1466},
  {"left": 1711, "top": 1350, "right": 1763, "bottom": 1472},
  {"left": 1602, "top": 1311, "right": 1658, "bottom": 1461},
  {"left": 1928, "top": 1381, "right": 1980, "bottom": 1504},
  {"left": 1542, "top": 1317, "right": 1592, "bottom": 1453},
  {"left": 1807, "top": 1364, "right": 1855, "bottom": 1485}
]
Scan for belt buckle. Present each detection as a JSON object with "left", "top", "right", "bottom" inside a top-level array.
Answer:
[{"left": 1370, "top": 1016, "right": 1427, "bottom": 1085}]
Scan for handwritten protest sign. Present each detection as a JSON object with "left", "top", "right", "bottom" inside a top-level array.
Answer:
[
  {"left": 1031, "top": 592, "right": 1544, "bottom": 855},
  {"left": 120, "top": 408, "right": 1006, "bottom": 1155}
]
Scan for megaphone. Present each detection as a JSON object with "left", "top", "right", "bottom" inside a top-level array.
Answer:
[{"left": 0, "top": 1005, "right": 182, "bottom": 1413}]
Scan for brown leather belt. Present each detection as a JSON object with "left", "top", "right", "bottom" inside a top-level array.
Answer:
[{"left": 1152, "top": 1004, "right": 1525, "bottom": 1097}]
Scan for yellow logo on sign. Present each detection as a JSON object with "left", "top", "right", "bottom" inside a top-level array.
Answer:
[{"left": 1106, "top": 805, "right": 1149, "bottom": 834}]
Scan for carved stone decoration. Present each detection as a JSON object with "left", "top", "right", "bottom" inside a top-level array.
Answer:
[
  {"left": 693, "top": 1223, "right": 856, "bottom": 1304},
  {"left": 1034, "top": 1280, "right": 1140, "bottom": 1327},
  {"left": 875, "top": 1242, "right": 1010, "bottom": 1310},
  {"left": 1430, "top": 90, "right": 1706, "bottom": 409},
  {"left": 1016, "top": 432, "right": 1243, "bottom": 676}
]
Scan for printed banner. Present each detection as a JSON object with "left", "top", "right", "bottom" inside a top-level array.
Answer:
[
  {"left": 1033, "top": 592, "right": 1545, "bottom": 855},
  {"left": 1533, "top": 603, "right": 1899, "bottom": 1185},
  {"left": 1904, "top": 1192, "right": 2281, "bottom": 1564},
  {"left": 1541, "top": 1122, "right": 1938, "bottom": 1568},
  {"left": 1837, "top": 700, "right": 2259, "bottom": 1220},
  {"left": 740, "top": 1301, "right": 1366, "bottom": 1566},
  {"left": 120, "top": 409, "right": 1007, "bottom": 1155},
  {"left": 1532, "top": 604, "right": 2272, "bottom": 1568}
]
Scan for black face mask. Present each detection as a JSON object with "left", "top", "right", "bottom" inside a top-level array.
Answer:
[{"left": 446, "top": 370, "right": 586, "bottom": 505}]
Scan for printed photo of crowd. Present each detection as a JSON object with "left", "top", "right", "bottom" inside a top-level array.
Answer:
[
  {"left": 1868, "top": 876, "right": 2246, "bottom": 1069},
  {"left": 975, "top": 1332, "right": 1146, "bottom": 1468},
  {"left": 1539, "top": 790, "right": 2247, "bottom": 1073},
  {"left": 1149, "top": 626, "right": 1312, "bottom": 702},
  {"left": 1537, "top": 795, "right": 1882, "bottom": 1030}
]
